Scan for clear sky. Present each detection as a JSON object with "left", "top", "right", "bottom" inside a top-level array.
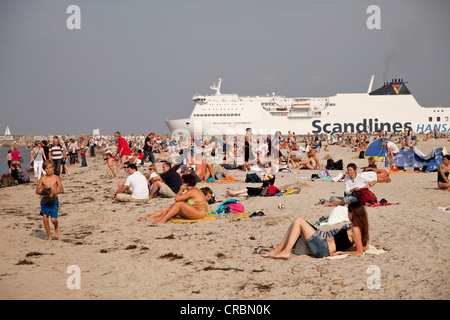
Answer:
[{"left": 1, "top": 0, "right": 449, "bottom": 136}]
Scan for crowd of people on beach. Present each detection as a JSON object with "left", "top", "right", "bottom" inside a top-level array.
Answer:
[{"left": 2, "top": 128, "right": 449, "bottom": 256}]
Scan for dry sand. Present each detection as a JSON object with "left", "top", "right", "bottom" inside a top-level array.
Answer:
[{"left": 0, "top": 139, "right": 449, "bottom": 300}]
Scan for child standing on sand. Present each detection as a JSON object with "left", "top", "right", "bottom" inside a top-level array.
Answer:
[
  {"left": 35, "top": 160, "right": 64, "bottom": 241},
  {"left": 103, "top": 150, "right": 117, "bottom": 179}
]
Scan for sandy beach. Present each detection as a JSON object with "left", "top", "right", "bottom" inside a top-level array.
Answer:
[{"left": 0, "top": 139, "right": 449, "bottom": 300}]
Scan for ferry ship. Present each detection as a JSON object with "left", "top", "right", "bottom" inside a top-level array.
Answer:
[{"left": 166, "top": 76, "right": 449, "bottom": 136}]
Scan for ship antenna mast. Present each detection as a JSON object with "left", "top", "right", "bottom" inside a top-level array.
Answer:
[{"left": 210, "top": 78, "right": 222, "bottom": 95}]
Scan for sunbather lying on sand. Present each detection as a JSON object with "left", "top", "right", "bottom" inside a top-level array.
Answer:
[
  {"left": 260, "top": 202, "right": 369, "bottom": 259},
  {"left": 362, "top": 157, "right": 391, "bottom": 183}
]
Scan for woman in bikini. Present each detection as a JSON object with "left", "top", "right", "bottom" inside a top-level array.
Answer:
[
  {"left": 437, "top": 154, "right": 450, "bottom": 192},
  {"left": 139, "top": 173, "right": 208, "bottom": 223},
  {"left": 297, "top": 151, "right": 317, "bottom": 170},
  {"left": 261, "top": 202, "right": 370, "bottom": 259}
]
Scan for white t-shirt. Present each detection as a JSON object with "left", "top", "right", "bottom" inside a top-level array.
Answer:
[
  {"left": 125, "top": 171, "right": 149, "bottom": 199},
  {"left": 344, "top": 173, "right": 376, "bottom": 196},
  {"left": 387, "top": 141, "right": 400, "bottom": 154}
]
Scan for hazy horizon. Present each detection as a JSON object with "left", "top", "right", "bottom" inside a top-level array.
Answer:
[{"left": 1, "top": 0, "right": 449, "bottom": 136}]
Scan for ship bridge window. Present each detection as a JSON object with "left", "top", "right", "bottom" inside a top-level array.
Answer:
[
  {"left": 429, "top": 117, "right": 432, "bottom": 122},
  {"left": 437, "top": 117, "right": 440, "bottom": 122}
]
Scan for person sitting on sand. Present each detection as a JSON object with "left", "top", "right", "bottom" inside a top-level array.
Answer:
[
  {"left": 11, "top": 163, "right": 30, "bottom": 184},
  {"left": 325, "top": 163, "right": 376, "bottom": 207},
  {"left": 112, "top": 163, "right": 149, "bottom": 203},
  {"left": 296, "top": 151, "right": 317, "bottom": 170},
  {"left": 35, "top": 160, "right": 64, "bottom": 241},
  {"left": 200, "top": 187, "right": 214, "bottom": 204},
  {"left": 139, "top": 173, "right": 208, "bottom": 224},
  {"left": 148, "top": 161, "right": 182, "bottom": 199},
  {"left": 437, "top": 154, "right": 450, "bottom": 192},
  {"left": 287, "top": 145, "right": 303, "bottom": 169},
  {"left": 145, "top": 164, "right": 159, "bottom": 191},
  {"left": 191, "top": 153, "right": 214, "bottom": 181},
  {"left": 362, "top": 157, "right": 391, "bottom": 183},
  {"left": 261, "top": 202, "right": 369, "bottom": 259}
]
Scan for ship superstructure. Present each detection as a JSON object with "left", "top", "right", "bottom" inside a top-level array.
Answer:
[{"left": 166, "top": 76, "right": 449, "bottom": 136}]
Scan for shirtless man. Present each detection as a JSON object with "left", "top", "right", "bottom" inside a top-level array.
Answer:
[
  {"left": 192, "top": 153, "right": 213, "bottom": 181},
  {"left": 35, "top": 160, "right": 64, "bottom": 241}
]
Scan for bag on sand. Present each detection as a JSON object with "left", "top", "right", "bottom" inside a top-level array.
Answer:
[
  {"left": 353, "top": 188, "right": 377, "bottom": 205},
  {"left": 245, "top": 173, "right": 261, "bottom": 183}
]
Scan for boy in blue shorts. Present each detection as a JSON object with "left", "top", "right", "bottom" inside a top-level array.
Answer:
[{"left": 36, "top": 160, "right": 64, "bottom": 241}]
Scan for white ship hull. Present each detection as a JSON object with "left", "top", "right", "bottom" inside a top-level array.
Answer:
[{"left": 166, "top": 77, "right": 449, "bottom": 136}]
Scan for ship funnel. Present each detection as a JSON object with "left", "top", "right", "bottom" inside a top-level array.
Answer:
[{"left": 367, "top": 75, "right": 375, "bottom": 93}]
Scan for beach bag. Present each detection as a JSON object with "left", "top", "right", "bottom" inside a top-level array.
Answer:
[
  {"left": 1, "top": 175, "right": 15, "bottom": 187},
  {"left": 317, "top": 168, "right": 331, "bottom": 179},
  {"left": 353, "top": 188, "right": 377, "bottom": 205},
  {"left": 214, "top": 172, "right": 226, "bottom": 180},
  {"left": 326, "top": 159, "right": 343, "bottom": 170},
  {"left": 268, "top": 185, "right": 280, "bottom": 195},
  {"left": 245, "top": 173, "right": 261, "bottom": 183}
]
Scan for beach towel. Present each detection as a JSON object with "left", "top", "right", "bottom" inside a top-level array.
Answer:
[
  {"left": 323, "top": 245, "right": 387, "bottom": 259},
  {"left": 364, "top": 200, "right": 400, "bottom": 207},
  {"left": 198, "top": 176, "right": 243, "bottom": 184},
  {"left": 169, "top": 212, "right": 249, "bottom": 223}
]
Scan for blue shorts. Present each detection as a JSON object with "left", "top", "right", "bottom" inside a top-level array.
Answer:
[
  {"left": 306, "top": 231, "right": 330, "bottom": 258},
  {"left": 330, "top": 194, "right": 359, "bottom": 204},
  {"left": 40, "top": 197, "right": 59, "bottom": 219}
]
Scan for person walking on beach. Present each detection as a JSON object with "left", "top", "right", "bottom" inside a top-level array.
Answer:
[
  {"left": 141, "top": 132, "right": 156, "bottom": 166},
  {"left": 41, "top": 140, "right": 50, "bottom": 162},
  {"left": 29, "top": 141, "right": 46, "bottom": 183},
  {"left": 244, "top": 128, "right": 255, "bottom": 171},
  {"left": 80, "top": 136, "right": 87, "bottom": 167},
  {"left": 115, "top": 131, "right": 131, "bottom": 177},
  {"left": 11, "top": 145, "right": 21, "bottom": 166},
  {"left": 49, "top": 136, "right": 64, "bottom": 176},
  {"left": 89, "top": 137, "right": 96, "bottom": 157},
  {"left": 5, "top": 150, "right": 12, "bottom": 173},
  {"left": 68, "top": 139, "right": 78, "bottom": 166},
  {"left": 35, "top": 160, "right": 64, "bottom": 241}
]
